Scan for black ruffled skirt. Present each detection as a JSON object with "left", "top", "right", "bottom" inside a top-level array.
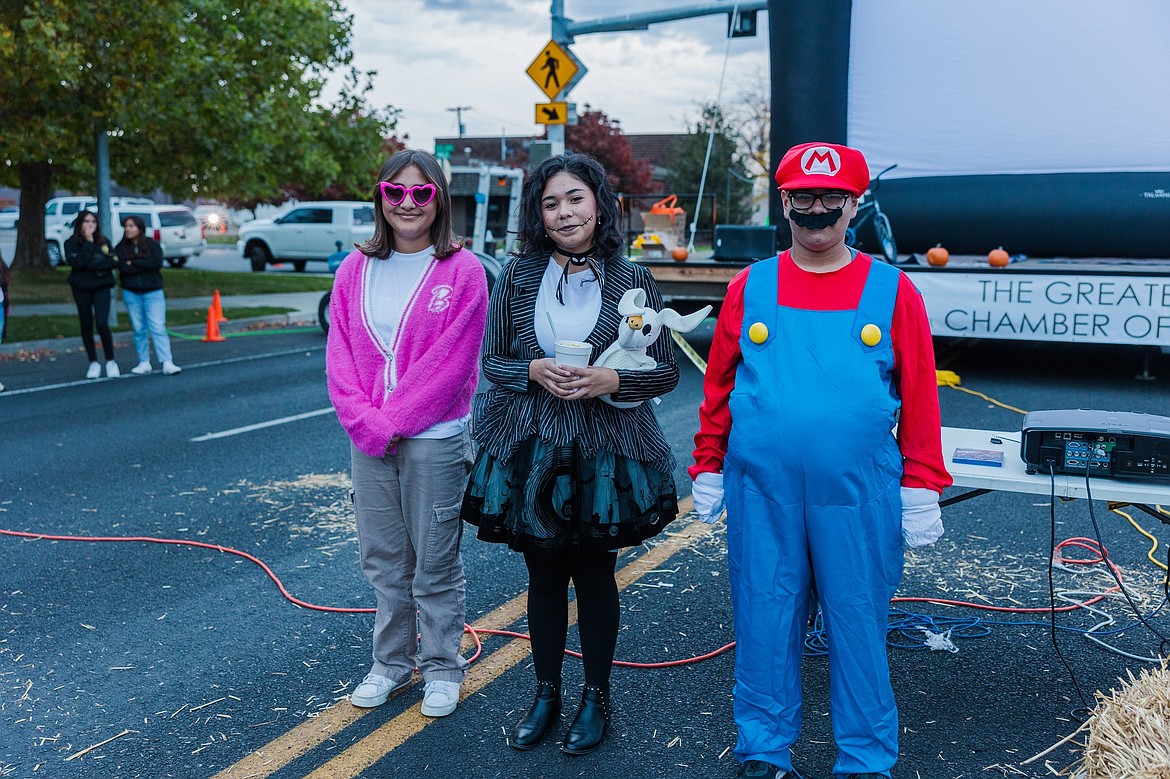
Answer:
[{"left": 461, "top": 436, "right": 678, "bottom": 556}]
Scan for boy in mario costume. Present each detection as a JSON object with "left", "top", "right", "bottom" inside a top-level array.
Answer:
[{"left": 690, "top": 142, "right": 952, "bottom": 779}]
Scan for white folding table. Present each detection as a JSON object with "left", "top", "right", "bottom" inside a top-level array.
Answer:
[{"left": 942, "top": 426, "right": 1170, "bottom": 520}]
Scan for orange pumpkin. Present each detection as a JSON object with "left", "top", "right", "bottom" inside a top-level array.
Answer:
[
  {"left": 988, "top": 247, "right": 1010, "bottom": 267},
  {"left": 671, "top": 247, "right": 689, "bottom": 262},
  {"left": 926, "top": 244, "right": 949, "bottom": 267}
]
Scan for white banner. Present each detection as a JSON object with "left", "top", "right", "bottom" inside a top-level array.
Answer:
[
  {"left": 910, "top": 273, "right": 1170, "bottom": 346},
  {"left": 848, "top": 1, "right": 1170, "bottom": 179}
]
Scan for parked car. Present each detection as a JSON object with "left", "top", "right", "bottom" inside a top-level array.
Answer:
[
  {"left": 0, "top": 207, "right": 18, "bottom": 229},
  {"left": 43, "top": 196, "right": 153, "bottom": 233},
  {"left": 46, "top": 204, "right": 207, "bottom": 267},
  {"left": 237, "top": 201, "right": 376, "bottom": 272}
]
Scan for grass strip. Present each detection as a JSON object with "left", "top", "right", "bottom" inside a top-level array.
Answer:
[
  {"left": 7, "top": 267, "right": 332, "bottom": 306},
  {"left": 3, "top": 307, "right": 294, "bottom": 344}
]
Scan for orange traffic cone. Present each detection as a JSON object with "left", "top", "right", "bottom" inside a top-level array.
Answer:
[
  {"left": 211, "top": 289, "right": 228, "bottom": 323},
  {"left": 202, "top": 304, "right": 226, "bottom": 342}
]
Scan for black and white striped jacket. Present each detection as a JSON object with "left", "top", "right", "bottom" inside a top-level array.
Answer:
[{"left": 472, "top": 252, "right": 679, "bottom": 473}]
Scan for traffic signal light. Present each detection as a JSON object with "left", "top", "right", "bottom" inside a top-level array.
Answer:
[{"left": 728, "top": 9, "right": 757, "bottom": 38}]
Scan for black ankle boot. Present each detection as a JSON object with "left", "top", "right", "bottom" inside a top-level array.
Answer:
[
  {"left": 561, "top": 685, "right": 609, "bottom": 755},
  {"left": 510, "top": 681, "right": 561, "bottom": 750}
]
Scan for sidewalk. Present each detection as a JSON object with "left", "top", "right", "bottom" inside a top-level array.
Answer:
[{"left": 0, "top": 291, "right": 324, "bottom": 355}]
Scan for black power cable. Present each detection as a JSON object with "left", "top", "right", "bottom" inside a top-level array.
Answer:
[
  {"left": 1045, "top": 462, "right": 1093, "bottom": 719},
  {"left": 1081, "top": 468, "right": 1170, "bottom": 656}
]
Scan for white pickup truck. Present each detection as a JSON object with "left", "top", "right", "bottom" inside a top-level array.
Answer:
[{"left": 237, "top": 201, "right": 375, "bottom": 272}]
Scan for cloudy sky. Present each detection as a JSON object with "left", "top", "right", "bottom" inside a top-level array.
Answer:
[{"left": 330, "top": 0, "right": 769, "bottom": 149}]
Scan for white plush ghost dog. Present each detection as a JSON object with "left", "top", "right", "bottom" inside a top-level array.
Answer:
[{"left": 594, "top": 288, "right": 712, "bottom": 408}]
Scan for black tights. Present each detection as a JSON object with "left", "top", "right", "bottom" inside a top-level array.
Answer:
[
  {"left": 72, "top": 287, "right": 114, "bottom": 363},
  {"left": 524, "top": 550, "right": 619, "bottom": 689}
]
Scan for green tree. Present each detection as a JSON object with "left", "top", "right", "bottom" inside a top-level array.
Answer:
[
  {"left": 0, "top": 0, "right": 394, "bottom": 269},
  {"left": 726, "top": 67, "right": 772, "bottom": 218},
  {"left": 665, "top": 103, "right": 753, "bottom": 229}
]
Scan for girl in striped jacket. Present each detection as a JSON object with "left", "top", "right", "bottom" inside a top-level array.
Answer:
[{"left": 461, "top": 152, "right": 681, "bottom": 755}]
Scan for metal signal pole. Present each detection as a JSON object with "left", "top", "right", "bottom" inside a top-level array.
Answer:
[{"left": 544, "top": 0, "right": 765, "bottom": 156}]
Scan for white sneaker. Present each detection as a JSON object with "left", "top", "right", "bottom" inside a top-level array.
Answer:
[
  {"left": 420, "top": 679, "right": 460, "bottom": 717},
  {"left": 85, "top": 361, "right": 102, "bottom": 379},
  {"left": 130, "top": 362, "right": 153, "bottom": 375},
  {"left": 162, "top": 361, "right": 182, "bottom": 375},
  {"left": 349, "top": 672, "right": 411, "bottom": 708},
  {"left": 105, "top": 361, "right": 121, "bottom": 378}
]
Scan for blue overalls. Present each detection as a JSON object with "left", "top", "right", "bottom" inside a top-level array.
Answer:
[{"left": 725, "top": 253, "right": 905, "bottom": 778}]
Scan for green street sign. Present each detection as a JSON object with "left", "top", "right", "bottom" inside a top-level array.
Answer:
[{"left": 434, "top": 143, "right": 455, "bottom": 159}]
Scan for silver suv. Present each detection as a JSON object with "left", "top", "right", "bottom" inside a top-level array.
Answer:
[
  {"left": 237, "top": 201, "right": 375, "bottom": 272},
  {"left": 47, "top": 204, "right": 207, "bottom": 267}
]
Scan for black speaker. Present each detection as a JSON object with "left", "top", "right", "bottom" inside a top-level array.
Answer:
[{"left": 712, "top": 225, "right": 777, "bottom": 262}]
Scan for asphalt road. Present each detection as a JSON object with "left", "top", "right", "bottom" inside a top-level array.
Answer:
[{"left": 3, "top": 322, "right": 1170, "bottom": 779}]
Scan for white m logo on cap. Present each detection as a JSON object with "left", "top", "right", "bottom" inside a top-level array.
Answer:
[{"left": 800, "top": 146, "right": 840, "bottom": 176}]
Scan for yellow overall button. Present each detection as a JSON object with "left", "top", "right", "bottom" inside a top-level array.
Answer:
[
  {"left": 748, "top": 322, "right": 768, "bottom": 344},
  {"left": 860, "top": 323, "right": 882, "bottom": 346}
]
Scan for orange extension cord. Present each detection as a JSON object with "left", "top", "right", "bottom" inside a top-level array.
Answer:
[{"left": 0, "top": 528, "right": 1128, "bottom": 667}]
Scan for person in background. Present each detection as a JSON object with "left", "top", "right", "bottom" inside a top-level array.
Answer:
[
  {"left": 114, "top": 215, "right": 180, "bottom": 375},
  {"left": 690, "top": 142, "right": 952, "bottom": 779},
  {"left": 461, "top": 152, "right": 681, "bottom": 756},
  {"left": 0, "top": 250, "right": 9, "bottom": 341},
  {"left": 0, "top": 251, "right": 8, "bottom": 392},
  {"left": 64, "top": 210, "right": 119, "bottom": 379},
  {"left": 326, "top": 149, "right": 488, "bottom": 719}
]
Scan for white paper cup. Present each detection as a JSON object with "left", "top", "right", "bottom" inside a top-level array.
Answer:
[{"left": 554, "top": 340, "right": 592, "bottom": 368}]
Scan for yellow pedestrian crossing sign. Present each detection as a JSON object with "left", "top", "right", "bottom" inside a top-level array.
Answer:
[{"left": 526, "top": 40, "right": 580, "bottom": 101}]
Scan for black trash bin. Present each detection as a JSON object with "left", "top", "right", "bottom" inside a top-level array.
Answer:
[{"left": 712, "top": 225, "right": 777, "bottom": 262}]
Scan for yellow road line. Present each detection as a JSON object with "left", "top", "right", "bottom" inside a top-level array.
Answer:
[
  {"left": 214, "top": 498, "right": 697, "bottom": 776},
  {"left": 304, "top": 498, "right": 705, "bottom": 779},
  {"left": 670, "top": 329, "right": 708, "bottom": 374},
  {"left": 210, "top": 562, "right": 539, "bottom": 779},
  {"left": 214, "top": 497, "right": 704, "bottom": 779}
]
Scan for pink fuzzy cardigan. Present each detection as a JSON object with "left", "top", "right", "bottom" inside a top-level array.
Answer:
[{"left": 326, "top": 247, "right": 488, "bottom": 457}]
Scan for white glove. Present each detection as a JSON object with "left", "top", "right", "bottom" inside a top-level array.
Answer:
[
  {"left": 692, "top": 472, "right": 726, "bottom": 524},
  {"left": 901, "top": 487, "right": 944, "bottom": 548}
]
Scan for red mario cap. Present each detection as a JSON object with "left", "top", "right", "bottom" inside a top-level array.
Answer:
[{"left": 774, "top": 142, "right": 870, "bottom": 196}]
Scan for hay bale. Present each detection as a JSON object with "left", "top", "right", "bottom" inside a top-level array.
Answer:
[{"left": 1069, "top": 663, "right": 1170, "bottom": 778}]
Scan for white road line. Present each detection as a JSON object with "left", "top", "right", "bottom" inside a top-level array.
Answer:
[
  {"left": 191, "top": 407, "right": 335, "bottom": 442},
  {"left": 0, "top": 345, "right": 324, "bottom": 397}
]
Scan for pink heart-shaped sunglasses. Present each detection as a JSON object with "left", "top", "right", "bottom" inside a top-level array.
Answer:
[{"left": 379, "top": 181, "right": 437, "bottom": 207}]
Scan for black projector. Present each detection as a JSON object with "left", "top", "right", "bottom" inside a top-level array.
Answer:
[{"left": 1021, "top": 409, "right": 1170, "bottom": 479}]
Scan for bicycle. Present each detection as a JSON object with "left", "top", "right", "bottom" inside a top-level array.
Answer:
[{"left": 844, "top": 163, "right": 898, "bottom": 264}]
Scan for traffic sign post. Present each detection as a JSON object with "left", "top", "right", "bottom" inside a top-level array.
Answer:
[
  {"left": 434, "top": 143, "right": 455, "bottom": 160},
  {"left": 526, "top": 40, "right": 587, "bottom": 155}
]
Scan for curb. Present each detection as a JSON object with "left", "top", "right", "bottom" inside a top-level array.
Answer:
[{"left": 0, "top": 313, "right": 320, "bottom": 357}]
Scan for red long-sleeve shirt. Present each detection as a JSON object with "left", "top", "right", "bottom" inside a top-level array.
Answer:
[{"left": 690, "top": 252, "right": 952, "bottom": 494}]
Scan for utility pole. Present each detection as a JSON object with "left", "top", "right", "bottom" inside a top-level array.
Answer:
[{"left": 447, "top": 106, "right": 472, "bottom": 139}]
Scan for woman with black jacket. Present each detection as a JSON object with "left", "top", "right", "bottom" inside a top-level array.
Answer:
[
  {"left": 115, "top": 215, "right": 181, "bottom": 375},
  {"left": 461, "top": 153, "right": 681, "bottom": 756},
  {"left": 65, "top": 210, "right": 120, "bottom": 379}
]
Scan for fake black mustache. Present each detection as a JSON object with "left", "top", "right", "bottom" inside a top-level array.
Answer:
[{"left": 790, "top": 207, "right": 844, "bottom": 229}]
